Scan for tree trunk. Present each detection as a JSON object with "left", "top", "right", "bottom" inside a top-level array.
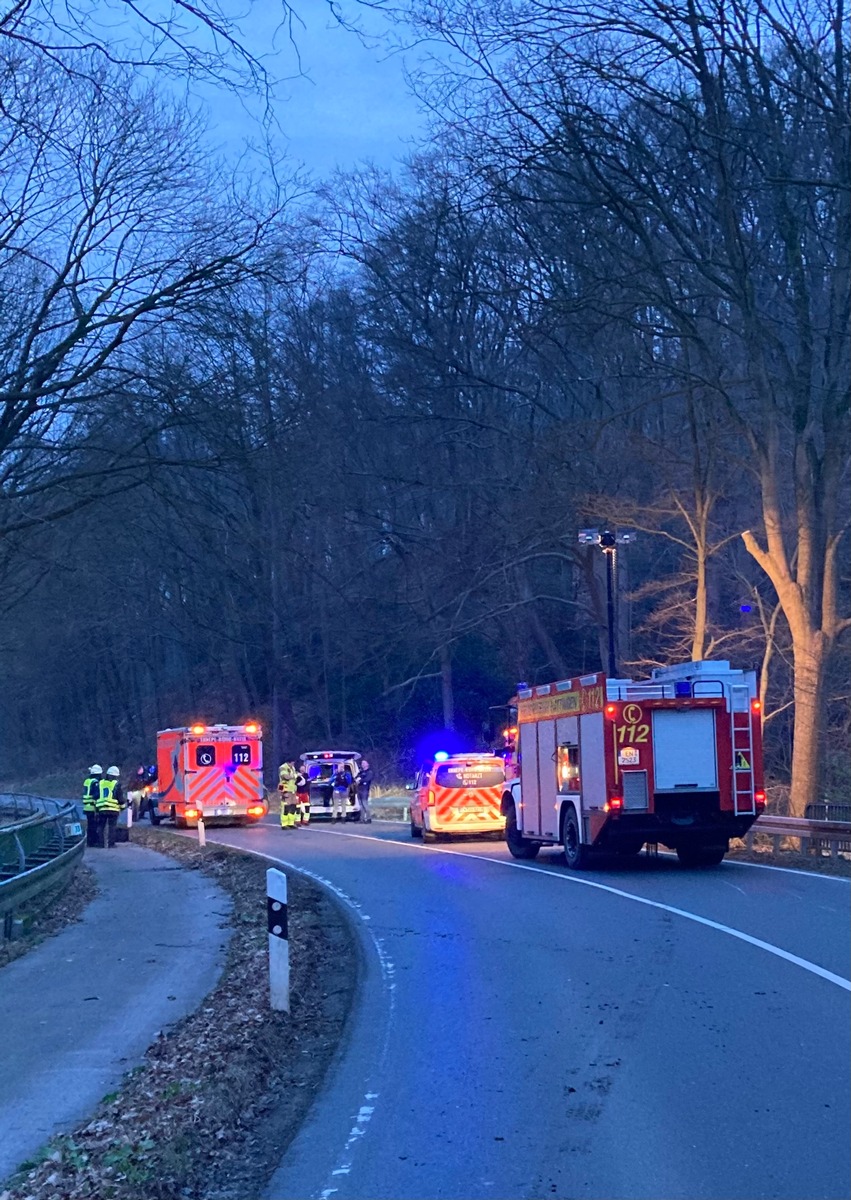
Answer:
[
  {"left": 440, "top": 643, "right": 455, "bottom": 730},
  {"left": 787, "top": 629, "right": 826, "bottom": 818}
]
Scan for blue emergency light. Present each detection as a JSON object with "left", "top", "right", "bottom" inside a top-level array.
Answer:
[
  {"left": 675, "top": 681, "right": 692, "bottom": 697},
  {"left": 434, "top": 751, "right": 450, "bottom": 762}
]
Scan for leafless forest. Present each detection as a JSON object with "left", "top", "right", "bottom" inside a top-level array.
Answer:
[{"left": 0, "top": 0, "right": 847, "bottom": 814}]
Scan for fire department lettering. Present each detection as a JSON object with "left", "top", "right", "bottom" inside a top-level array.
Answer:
[{"left": 518, "top": 684, "right": 605, "bottom": 722}]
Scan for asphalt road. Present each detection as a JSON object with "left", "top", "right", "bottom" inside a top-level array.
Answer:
[{"left": 192, "top": 818, "right": 850, "bottom": 1200}]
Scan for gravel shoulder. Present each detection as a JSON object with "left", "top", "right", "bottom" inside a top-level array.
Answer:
[{"left": 2, "top": 828, "right": 359, "bottom": 1200}]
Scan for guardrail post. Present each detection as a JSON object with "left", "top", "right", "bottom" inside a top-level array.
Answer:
[{"left": 267, "top": 868, "right": 289, "bottom": 1013}]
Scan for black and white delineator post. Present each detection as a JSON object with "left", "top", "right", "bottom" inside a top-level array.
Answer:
[{"left": 267, "top": 868, "right": 290, "bottom": 1012}]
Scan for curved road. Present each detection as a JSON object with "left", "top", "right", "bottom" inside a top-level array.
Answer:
[{"left": 197, "top": 820, "right": 849, "bottom": 1200}]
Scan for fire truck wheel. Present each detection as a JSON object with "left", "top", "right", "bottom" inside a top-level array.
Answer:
[
  {"left": 149, "top": 807, "right": 161, "bottom": 826},
  {"left": 505, "top": 807, "right": 540, "bottom": 860},
  {"left": 410, "top": 818, "right": 423, "bottom": 839},
  {"left": 676, "top": 843, "right": 727, "bottom": 867},
  {"left": 562, "top": 809, "right": 590, "bottom": 870}
]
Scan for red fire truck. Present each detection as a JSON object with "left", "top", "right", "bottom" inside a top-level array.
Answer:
[
  {"left": 503, "top": 660, "right": 765, "bottom": 868},
  {"left": 150, "top": 722, "right": 268, "bottom": 827}
]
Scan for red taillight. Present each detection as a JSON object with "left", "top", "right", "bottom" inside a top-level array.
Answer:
[
  {"left": 427, "top": 790, "right": 436, "bottom": 808},
  {"left": 604, "top": 703, "right": 618, "bottom": 719},
  {"left": 751, "top": 699, "right": 762, "bottom": 714},
  {"left": 185, "top": 807, "right": 200, "bottom": 820},
  {"left": 754, "top": 790, "right": 766, "bottom": 806},
  {"left": 605, "top": 795, "right": 623, "bottom": 812},
  {"left": 247, "top": 804, "right": 266, "bottom": 817}
]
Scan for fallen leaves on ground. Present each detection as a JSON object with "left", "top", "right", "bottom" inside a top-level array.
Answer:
[
  {"left": 2, "top": 829, "right": 358, "bottom": 1200},
  {"left": 0, "top": 864, "right": 97, "bottom": 970}
]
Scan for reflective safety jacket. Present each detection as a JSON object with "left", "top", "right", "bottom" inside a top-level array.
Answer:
[
  {"left": 82, "top": 776, "right": 100, "bottom": 813},
  {"left": 278, "top": 763, "right": 297, "bottom": 795},
  {"left": 97, "top": 778, "right": 122, "bottom": 812}
]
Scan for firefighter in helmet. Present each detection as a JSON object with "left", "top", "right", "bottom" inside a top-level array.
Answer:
[
  {"left": 97, "top": 765, "right": 124, "bottom": 848},
  {"left": 278, "top": 759, "right": 298, "bottom": 829},
  {"left": 82, "top": 764, "right": 103, "bottom": 847}
]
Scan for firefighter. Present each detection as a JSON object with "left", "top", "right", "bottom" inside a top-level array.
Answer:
[
  {"left": 331, "top": 762, "right": 353, "bottom": 822},
  {"left": 278, "top": 760, "right": 298, "bottom": 829},
  {"left": 295, "top": 763, "right": 311, "bottom": 825},
  {"left": 98, "top": 765, "right": 124, "bottom": 848},
  {"left": 83, "top": 764, "right": 103, "bottom": 847}
]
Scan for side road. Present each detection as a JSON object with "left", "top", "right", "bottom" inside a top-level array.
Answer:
[{"left": 0, "top": 844, "right": 231, "bottom": 1184}]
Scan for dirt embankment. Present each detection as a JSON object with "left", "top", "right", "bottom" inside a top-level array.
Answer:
[{"left": 2, "top": 829, "right": 359, "bottom": 1200}]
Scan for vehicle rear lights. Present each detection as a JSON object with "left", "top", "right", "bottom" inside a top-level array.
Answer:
[
  {"left": 604, "top": 796, "right": 623, "bottom": 812},
  {"left": 754, "top": 790, "right": 766, "bottom": 806},
  {"left": 427, "top": 790, "right": 436, "bottom": 808},
  {"left": 247, "top": 804, "right": 266, "bottom": 816},
  {"left": 751, "top": 699, "right": 762, "bottom": 713},
  {"left": 604, "top": 703, "right": 618, "bottom": 719},
  {"left": 191, "top": 723, "right": 206, "bottom": 735},
  {"left": 185, "top": 807, "right": 200, "bottom": 820}
]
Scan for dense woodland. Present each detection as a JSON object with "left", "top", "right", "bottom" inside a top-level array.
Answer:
[{"left": 0, "top": 0, "right": 847, "bottom": 813}]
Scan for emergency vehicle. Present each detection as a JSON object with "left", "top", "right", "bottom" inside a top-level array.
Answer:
[
  {"left": 300, "top": 750, "right": 364, "bottom": 821},
  {"left": 150, "top": 723, "right": 268, "bottom": 827},
  {"left": 503, "top": 660, "right": 764, "bottom": 868},
  {"left": 410, "top": 752, "right": 506, "bottom": 841}
]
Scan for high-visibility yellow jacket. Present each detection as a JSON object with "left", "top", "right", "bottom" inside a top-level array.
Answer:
[
  {"left": 278, "top": 763, "right": 297, "bottom": 794},
  {"left": 97, "top": 778, "right": 122, "bottom": 812},
  {"left": 82, "top": 776, "right": 100, "bottom": 813}
]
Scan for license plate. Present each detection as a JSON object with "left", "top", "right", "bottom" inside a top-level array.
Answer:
[{"left": 209, "top": 807, "right": 232, "bottom": 817}]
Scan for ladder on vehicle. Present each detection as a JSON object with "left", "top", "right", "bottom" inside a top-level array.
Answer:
[{"left": 730, "top": 685, "right": 756, "bottom": 816}]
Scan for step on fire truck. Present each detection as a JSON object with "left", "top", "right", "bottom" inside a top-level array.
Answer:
[
  {"left": 503, "top": 660, "right": 765, "bottom": 868},
  {"left": 150, "top": 722, "right": 268, "bottom": 828}
]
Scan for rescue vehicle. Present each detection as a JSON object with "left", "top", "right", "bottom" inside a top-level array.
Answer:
[
  {"left": 410, "top": 752, "right": 506, "bottom": 841},
  {"left": 150, "top": 723, "right": 268, "bottom": 827},
  {"left": 300, "top": 750, "right": 364, "bottom": 821},
  {"left": 503, "top": 660, "right": 764, "bottom": 868}
]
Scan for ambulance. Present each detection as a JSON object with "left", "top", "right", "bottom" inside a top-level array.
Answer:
[
  {"left": 410, "top": 752, "right": 506, "bottom": 841},
  {"left": 503, "top": 660, "right": 765, "bottom": 868},
  {"left": 150, "top": 722, "right": 268, "bottom": 827}
]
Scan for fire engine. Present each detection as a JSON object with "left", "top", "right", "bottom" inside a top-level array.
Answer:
[
  {"left": 503, "top": 660, "right": 764, "bottom": 868},
  {"left": 150, "top": 723, "right": 268, "bottom": 827}
]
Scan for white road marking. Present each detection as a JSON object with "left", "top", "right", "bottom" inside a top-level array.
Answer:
[
  {"left": 212, "top": 843, "right": 396, "bottom": 1200},
  {"left": 309, "top": 827, "right": 851, "bottom": 993}
]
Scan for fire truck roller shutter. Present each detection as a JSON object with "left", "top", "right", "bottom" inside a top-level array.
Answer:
[
  {"left": 653, "top": 709, "right": 717, "bottom": 790},
  {"left": 518, "top": 722, "right": 540, "bottom": 836},
  {"left": 578, "top": 712, "right": 606, "bottom": 811}
]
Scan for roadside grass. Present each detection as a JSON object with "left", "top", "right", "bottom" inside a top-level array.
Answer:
[{"left": 2, "top": 829, "right": 359, "bottom": 1200}]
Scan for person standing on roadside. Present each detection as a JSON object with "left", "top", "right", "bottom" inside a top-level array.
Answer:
[
  {"left": 357, "top": 759, "right": 374, "bottom": 824},
  {"left": 83, "top": 764, "right": 103, "bottom": 847},
  {"left": 331, "top": 762, "right": 352, "bottom": 822},
  {"left": 295, "top": 763, "right": 311, "bottom": 826},
  {"left": 97, "top": 765, "right": 124, "bottom": 848},
  {"left": 278, "top": 760, "right": 298, "bottom": 829}
]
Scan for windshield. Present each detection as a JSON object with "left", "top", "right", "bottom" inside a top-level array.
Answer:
[{"left": 435, "top": 763, "right": 504, "bottom": 789}]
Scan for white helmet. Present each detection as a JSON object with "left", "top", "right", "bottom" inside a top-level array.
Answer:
[
  {"left": 89, "top": 764, "right": 103, "bottom": 774},
  {"left": 106, "top": 765, "right": 120, "bottom": 777}
]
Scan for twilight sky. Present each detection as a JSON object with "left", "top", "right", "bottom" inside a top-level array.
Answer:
[{"left": 204, "top": 2, "right": 430, "bottom": 178}]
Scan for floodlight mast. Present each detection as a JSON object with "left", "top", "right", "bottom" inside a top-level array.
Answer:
[{"left": 577, "top": 528, "right": 636, "bottom": 679}]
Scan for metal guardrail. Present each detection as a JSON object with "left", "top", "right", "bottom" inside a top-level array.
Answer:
[
  {"left": 0, "top": 794, "right": 86, "bottom": 935},
  {"left": 745, "top": 814, "right": 851, "bottom": 859},
  {"left": 805, "top": 802, "right": 851, "bottom": 823}
]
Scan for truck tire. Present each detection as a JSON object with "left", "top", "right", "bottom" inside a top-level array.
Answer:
[
  {"left": 677, "top": 843, "right": 727, "bottom": 867},
  {"left": 562, "top": 808, "right": 591, "bottom": 870},
  {"left": 506, "top": 807, "right": 540, "bottom": 860},
  {"left": 149, "top": 807, "right": 161, "bottom": 826},
  {"left": 410, "top": 818, "right": 422, "bottom": 839}
]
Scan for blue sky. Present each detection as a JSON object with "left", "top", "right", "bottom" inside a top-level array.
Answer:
[{"left": 204, "top": 2, "right": 429, "bottom": 178}]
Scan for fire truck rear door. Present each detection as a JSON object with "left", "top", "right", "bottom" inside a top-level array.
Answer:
[{"left": 652, "top": 709, "right": 717, "bottom": 790}]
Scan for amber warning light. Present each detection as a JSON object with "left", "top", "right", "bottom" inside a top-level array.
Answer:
[
  {"left": 191, "top": 723, "right": 206, "bottom": 735},
  {"left": 244, "top": 722, "right": 259, "bottom": 734}
]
